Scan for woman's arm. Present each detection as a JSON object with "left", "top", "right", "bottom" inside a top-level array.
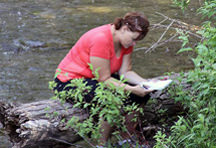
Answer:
[
  {"left": 118, "top": 53, "right": 148, "bottom": 85},
  {"left": 90, "top": 56, "right": 152, "bottom": 97},
  {"left": 90, "top": 56, "right": 130, "bottom": 89}
]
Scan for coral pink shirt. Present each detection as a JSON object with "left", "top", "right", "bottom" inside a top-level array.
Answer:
[{"left": 56, "top": 24, "right": 133, "bottom": 82}]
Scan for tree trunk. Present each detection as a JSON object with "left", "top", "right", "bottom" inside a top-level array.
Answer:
[{"left": 0, "top": 73, "right": 187, "bottom": 148}]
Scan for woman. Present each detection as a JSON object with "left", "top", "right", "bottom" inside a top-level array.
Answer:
[{"left": 54, "top": 12, "right": 153, "bottom": 146}]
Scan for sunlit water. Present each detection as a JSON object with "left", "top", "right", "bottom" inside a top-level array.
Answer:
[{"left": 0, "top": 0, "right": 201, "bottom": 147}]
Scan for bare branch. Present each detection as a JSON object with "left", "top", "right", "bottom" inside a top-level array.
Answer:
[
  {"left": 134, "top": 35, "right": 181, "bottom": 53},
  {"left": 155, "top": 12, "right": 185, "bottom": 26},
  {"left": 156, "top": 34, "right": 181, "bottom": 47},
  {"left": 145, "top": 20, "right": 174, "bottom": 53},
  {"left": 134, "top": 46, "right": 148, "bottom": 52},
  {"left": 133, "top": 12, "right": 202, "bottom": 53}
]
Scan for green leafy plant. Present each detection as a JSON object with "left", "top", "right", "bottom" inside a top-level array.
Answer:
[
  {"left": 154, "top": 0, "right": 216, "bottom": 147},
  {"left": 172, "top": 0, "right": 190, "bottom": 11},
  {"left": 49, "top": 64, "right": 144, "bottom": 146}
]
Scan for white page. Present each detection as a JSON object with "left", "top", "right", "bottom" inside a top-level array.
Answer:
[{"left": 140, "top": 79, "right": 172, "bottom": 90}]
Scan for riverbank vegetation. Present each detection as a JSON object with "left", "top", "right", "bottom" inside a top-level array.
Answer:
[{"left": 154, "top": 0, "right": 216, "bottom": 147}]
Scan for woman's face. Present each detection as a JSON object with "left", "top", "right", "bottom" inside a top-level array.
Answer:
[{"left": 119, "top": 26, "right": 140, "bottom": 48}]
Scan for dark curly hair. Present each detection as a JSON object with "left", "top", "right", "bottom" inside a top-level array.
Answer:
[{"left": 113, "top": 12, "right": 150, "bottom": 41}]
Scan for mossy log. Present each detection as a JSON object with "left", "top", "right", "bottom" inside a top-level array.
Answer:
[{"left": 0, "top": 73, "right": 188, "bottom": 148}]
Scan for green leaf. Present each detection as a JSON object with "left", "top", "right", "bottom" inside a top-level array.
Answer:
[
  {"left": 209, "top": 37, "right": 216, "bottom": 47},
  {"left": 44, "top": 107, "right": 50, "bottom": 111},
  {"left": 84, "top": 103, "right": 89, "bottom": 108},
  {"left": 196, "top": 44, "right": 208, "bottom": 55},
  {"left": 54, "top": 68, "right": 61, "bottom": 78},
  {"left": 177, "top": 47, "right": 193, "bottom": 54}
]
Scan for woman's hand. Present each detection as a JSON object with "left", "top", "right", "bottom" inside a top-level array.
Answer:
[{"left": 130, "top": 85, "right": 153, "bottom": 97}]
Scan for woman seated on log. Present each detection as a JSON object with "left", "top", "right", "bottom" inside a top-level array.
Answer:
[{"left": 53, "top": 12, "right": 153, "bottom": 147}]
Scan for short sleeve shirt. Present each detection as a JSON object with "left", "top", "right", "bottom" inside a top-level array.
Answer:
[{"left": 56, "top": 24, "right": 133, "bottom": 82}]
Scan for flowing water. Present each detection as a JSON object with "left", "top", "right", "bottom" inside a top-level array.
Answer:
[{"left": 0, "top": 0, "right": 201, "bottom": 147}]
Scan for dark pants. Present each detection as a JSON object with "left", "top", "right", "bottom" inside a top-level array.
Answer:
[{"left": 53, "top": 74, "right": 149, "bottom": 105}]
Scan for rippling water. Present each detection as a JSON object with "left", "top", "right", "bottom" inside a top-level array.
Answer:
[{"left": 0, "top": 0, "right": 201, "bottom": 147}]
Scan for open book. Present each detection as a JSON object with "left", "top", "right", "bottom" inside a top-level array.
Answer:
[{"left": 140, "top": 79, "right": 172, "bottom": 90}]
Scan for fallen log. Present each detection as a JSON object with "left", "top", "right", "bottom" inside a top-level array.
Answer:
[
  {"left": 0, "top": 100, "right": 89, "bottom": 148},
  {"left": 0, "top": 73, "right": 188, "bottom": 148}
]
